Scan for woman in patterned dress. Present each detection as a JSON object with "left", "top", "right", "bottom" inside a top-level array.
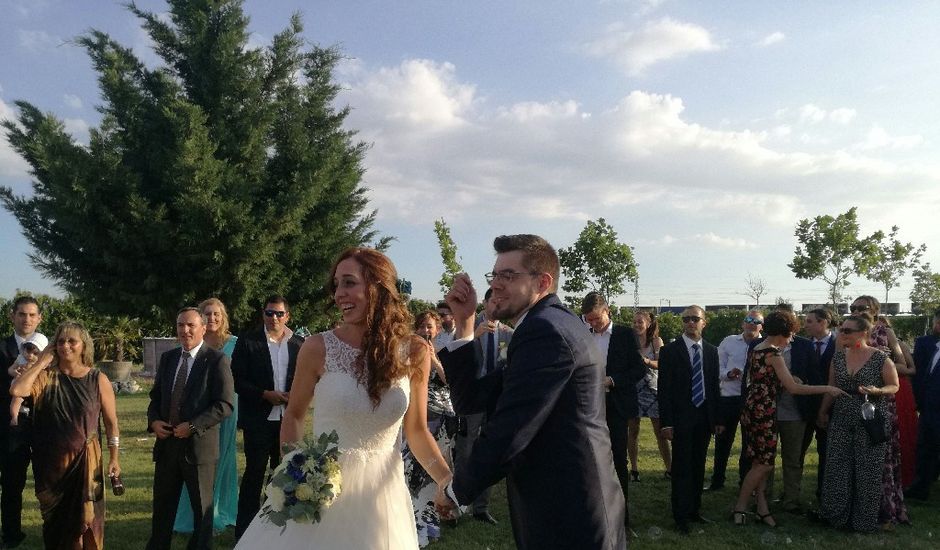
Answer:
[
  {"left": 849, "top": 296, "right": 911, "bottom": 527},
  {"left": 732, "top": 311, "right": 844, "bottom": 527},
  {"left": 402, "top": 310, "right": 458, "bottom": 546},
  {"left": 627, "top": 310, "right": 670, "bottom": 480},
  {"left": 817, "top": 313, "right": 900, "bottom": 532}
]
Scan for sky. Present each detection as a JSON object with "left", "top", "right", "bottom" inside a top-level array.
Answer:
[{"left": 2, "top": 0, "right": 939, "bottom": 311}]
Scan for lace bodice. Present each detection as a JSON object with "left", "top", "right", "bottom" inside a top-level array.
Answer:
[{"left": 314, "top": 331, "right": 410, "bottom": 459}]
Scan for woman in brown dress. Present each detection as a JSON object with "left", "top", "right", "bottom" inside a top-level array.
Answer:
[
  {"left": 731, "top": 311, "right": 844, "bottom": 527},
  {"left": 10, "top": 321, "right": 120, "bottom": 549}
]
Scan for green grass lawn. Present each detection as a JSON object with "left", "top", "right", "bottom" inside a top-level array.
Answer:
[{"left": 13, "top": 380, "right": 940, "bottom": 549}]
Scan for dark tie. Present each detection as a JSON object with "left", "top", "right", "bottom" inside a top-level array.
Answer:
[
  {"left": 691, "top": 343, "right": 705, "bottom": 407},
  {"left": 815, "top": 340, "right": 823, "bottom": 358},
  {"left": 485, "top": 331, "right": 497, "bottom": 374},
  {"left": 168, "top": 352, "right": 190, "bottom": 425}
]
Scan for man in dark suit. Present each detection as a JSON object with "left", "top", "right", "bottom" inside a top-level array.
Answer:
[
  {"left": 0, "top": 296, "right": 42, "bottom": 548},
  {"left": 232, "top": 295, "right": 304, "bottom": 536},
  {"left": 147, "top": 307, "right": 234, "bottom": 550},
  {"left": 658, "top": 305, "right": 722, "bottom": 534},
  {"left": 802, "top": 307, "right": 837, "bottom": 500},
  {"left": 436, "top": 234, "right": 626, "bottom": 550},
  {"left": 907, "top": 308, "right": 940, "bottom": 500},
  {"left": 581, "top": 291, "right": 645, "bottom": 533}
]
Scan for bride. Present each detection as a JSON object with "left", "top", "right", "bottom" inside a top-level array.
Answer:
[{"left": 235, "top": 248, "right": 453, "bottom": 549}]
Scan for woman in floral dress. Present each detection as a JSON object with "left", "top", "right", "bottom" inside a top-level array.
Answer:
[
  {"left": 402, "top": 310, "right": 458, "bottom": 546},
  {"left": 732, "top": 310, "right": 844, "bottom": 527}
]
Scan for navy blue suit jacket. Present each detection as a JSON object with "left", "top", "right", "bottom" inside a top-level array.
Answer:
[
  {"left": 913, "top": 334, "right": 940, "bottom": 427},
  {"left": 605, "top": 324, "right": 647, "bottom": 420},
  {"left": 440, "top": 294, "right": 626, "bottom": 550},
  {"left": 658, "top": 336, "right": 720, "bottom": 431}
]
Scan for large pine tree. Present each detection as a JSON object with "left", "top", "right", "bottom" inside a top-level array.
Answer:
[{"left": 1, "top": 0, "right": 383, "bottom": 327}]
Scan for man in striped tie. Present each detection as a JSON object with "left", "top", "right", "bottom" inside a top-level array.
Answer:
[{"left": 658, "top": 305, "right": 722, "bottom": 534}]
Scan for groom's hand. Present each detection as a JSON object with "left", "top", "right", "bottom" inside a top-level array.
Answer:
[
  {"left": 445, "top": 273, "right": 478, "bottom": 339},
  {"left": 434, "top": 486, "right": 458, "bottom": 520}
]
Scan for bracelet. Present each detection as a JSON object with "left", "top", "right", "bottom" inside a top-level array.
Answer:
[{"left": 107, "top": 436, "right": 120, "bottom": 448}]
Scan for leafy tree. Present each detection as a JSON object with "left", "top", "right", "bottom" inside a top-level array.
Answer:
[
  {"left": 788, "top": 207, "right": 879, "bottom": 307},
  {"left": 0, "top": 0, "right": 381, "bottom": 329},
  {"left": 559, "top": 218, "right": 638, "bottom": 306},
  {"left": 433, "top": 218, "right": 463, "bottom": 294},
  {"left": 865, "top": 226, "right": 926, "bottom": 303},
  {"left": 740, "top": 273, "right": 768, "bottom": 307},
  {"left": 911, "top": 263, "right": 940, "bottom": 315}
]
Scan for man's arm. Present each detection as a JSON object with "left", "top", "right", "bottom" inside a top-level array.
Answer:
[
  {"left": 657, "top": 344, "right": 675, "bottom": 431},
  {"left": 190, "top": 354, "right": 235, "bottom": 432},
  {"left": 451, "top": 321, "right": 574, "bottom": 504},
  {"left": 439, "top": 344, "right": 498, "bottom": 415},
  {"left": 607, "top": 327, "right": 645, "bottom": 388},
  {"left": 147, "top": 356, "right": 164, "bottom": 429}
]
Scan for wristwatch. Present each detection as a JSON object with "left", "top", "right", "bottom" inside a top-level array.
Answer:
[{"left": 189, "top": 422, "right": 199, "bottom": 436}]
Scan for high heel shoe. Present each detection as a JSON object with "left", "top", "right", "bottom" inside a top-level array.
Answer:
[
  {"left": 630, "top": 470, "right": 640, "bottom": 482},
  {"left": 730, "top": 510, "right": 749, "bottom": 526},
  {"left": 755, "top": 512, "right": 777, "bottom": 528}
]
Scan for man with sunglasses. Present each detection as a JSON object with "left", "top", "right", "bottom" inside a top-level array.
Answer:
[
  {"left": 658, "top": 305, "right": 721, "bottom": 534},
  {"left": 0, "top": 296, "right": 43, "bottom": 548},
  {"left": 706, "top": 310, "right": 763, "bottom": 492},
  {"left": 435, "top": 234, "right": 626, "bottom": 549},
  {"left": 231, "top": 295, "right": 304, "bottom": 539}
]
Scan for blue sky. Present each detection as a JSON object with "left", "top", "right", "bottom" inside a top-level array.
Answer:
[{"left": 2, "top": 0, "right": 939, "bottom": 310}]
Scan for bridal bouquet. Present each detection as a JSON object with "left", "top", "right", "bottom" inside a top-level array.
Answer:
[{"left": 261, "top": 430, "right": 343, "bottom": 527}]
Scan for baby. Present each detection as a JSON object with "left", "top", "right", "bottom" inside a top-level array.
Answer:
[{"left": 9, "top": 333, "right": 48, "bottom": 427}]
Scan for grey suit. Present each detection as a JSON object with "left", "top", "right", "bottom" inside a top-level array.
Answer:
[{"left": 147, "top": 344, "right": 234, "bottom": 550}]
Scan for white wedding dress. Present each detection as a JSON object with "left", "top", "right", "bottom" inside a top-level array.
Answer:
[{"left": 235, "top": 331, "right": 418, "bottom": 549}]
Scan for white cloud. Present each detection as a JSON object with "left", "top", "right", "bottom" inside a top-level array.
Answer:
[
  {"left": 693, "top": 232, "right": 759, "bottom": 249},
  {"left": 0, "top": 99, "right": 30, "bottom": 178},
  {"left": 585, "top": 17, "right": 722, "bottom": 76},
  {"left": 756, "top": 31, "right": 786, "bottom": 47},
  {"left": 17, "top": 29, "right": 60, "bottom": 52},
  {"left": 63, "top": 118, "right": 90, "bottom": 144},
  {"left": 344, "top": 59, "right": 476, "bottom": 131},
  {"left": 63, "top": 94, "right": 83, "bottom": 109},
  {"left": 854, "top": 125, "right": 924, "bottom": 151},
  {"left": 828, "top": 108, "right": 856, "bottom": 124},
  {"left": 798, "top": 104, "right": 826, "bottom": 124}
]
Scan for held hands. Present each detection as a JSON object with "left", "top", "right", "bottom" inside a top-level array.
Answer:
[
  {"left": 434, "top": 484, "right": 459, "bottom": 520},
  {"left": 150, "top": 420, "right": 174, "bottom": 439},
  {"left": 173, "top": 423, "right": 194, "bottom": 439}
]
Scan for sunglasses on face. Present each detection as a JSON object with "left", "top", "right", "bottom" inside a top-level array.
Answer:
[
  {"left": 849, "top": 305, "right": 871, "bottom": 312},
  {"left": 682, "top": 316, "right": 703, "bottom": 323},
  {"left": 744, "top": 316, "right": 763, "bottom": 324},
  {"left": 263, "top": 309, "right": 287, "bottom": 318}
]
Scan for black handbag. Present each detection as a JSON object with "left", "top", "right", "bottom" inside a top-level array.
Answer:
[{"left": 861, "top": 396, "right": 888, "bottom": 445}]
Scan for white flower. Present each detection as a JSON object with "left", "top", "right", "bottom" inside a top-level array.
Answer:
[
  {"left": 498, "top": 341, "right": 508, "bottom": 361},
  {"left": 265, "top": 485, "right": 286, "bottom": 512}
]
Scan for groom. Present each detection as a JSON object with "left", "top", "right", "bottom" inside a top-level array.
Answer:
[{"left": 435, "top": 234, "right": 626, "bottom": 549}]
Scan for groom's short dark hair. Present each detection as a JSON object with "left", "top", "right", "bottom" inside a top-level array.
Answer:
[{"left": 493, "top": 234, "right": 559, "bottom": 293}]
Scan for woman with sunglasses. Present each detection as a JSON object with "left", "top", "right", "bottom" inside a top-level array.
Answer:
[
  {"left": 731, "top": 310, "right": 844, "bottom": 528},
  {"left": 817, "top": 313, "right": 899, "bottom": 532},
  {"left": 849, "top": 296, "right": 911, "bottom": 528}
]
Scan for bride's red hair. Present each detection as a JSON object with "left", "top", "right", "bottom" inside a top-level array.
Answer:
[{"left": 328, "top": 247, "right": 419, "bottom": 407}]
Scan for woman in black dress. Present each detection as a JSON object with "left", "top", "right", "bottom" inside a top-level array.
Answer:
[{"left": 731, "top": 311, "right": 844, "bottom": 527}]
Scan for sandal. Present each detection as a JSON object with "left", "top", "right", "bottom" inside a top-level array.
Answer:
[
  {"left": 731, "top": 510, "right": 749, "bottom": 526},
  {"left": 755, "top": 512, "right": 777, "bottom": 528}
]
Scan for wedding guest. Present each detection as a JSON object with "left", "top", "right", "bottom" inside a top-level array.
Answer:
[
  {"left": 10, "top": 321, "right": 120, "bottom": 548},
  {"left": 803, "top": 308, "right": 837, "bottom": 501},
  {"left": 0, "top": 296, "right": 44, "bottom": 548},
  {"left": 908, "top": 308, "right": 940, "bottom": 500},
  {"left": 8, "top": 333, "right": 48, "bottom": 430},
  {"left": 850, "top": 297, "right": 910, "bottom": 527},
  {"left": 403, "top": 311, "right": 458, "bottom": 546},
  {"left": 731, "top": 311, "right": 842, "bottom": 528},
  {"left": 817, "top": 313, "right": 899, "bottom": 532},
  {"left": 629, "top": 310, "right": 671, "bottom": 481},
  {"left": 174, "top": 298, "right": 239, "bottom": 533}
]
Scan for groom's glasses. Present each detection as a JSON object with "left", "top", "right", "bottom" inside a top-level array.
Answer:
[
  {"left": 263, "top": 309, "right": 287, "bottom": 318},
  {"left": 485, "top": 270, "right": 540, "bottom": 284}
]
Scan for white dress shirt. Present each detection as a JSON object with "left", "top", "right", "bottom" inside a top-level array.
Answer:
[
  {"left": 266, "top": 327, "right": 294, "bottom": 421},
  {"left": 717, "top": 334, "right": 751, "bottom": 397}
]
